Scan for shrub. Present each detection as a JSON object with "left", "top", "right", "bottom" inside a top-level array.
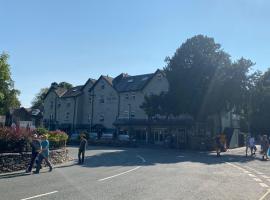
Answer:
[
  {"left": 0, "top": 127, "right": 69, "bottom": 153},
  {"left": 48, "top": 130, "right": 69, "bottom": 149},
  {"left": 36, "top": 127, "right": 49, "bottom": 135},
  {"left": 0, "top": 127, "right": 32, "bottom": 153}
]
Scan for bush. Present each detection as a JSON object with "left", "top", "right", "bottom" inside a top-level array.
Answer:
[
  {"left": 48, "top": 130, "right": 69, "bottom": 149},
  {"left": 0, "top": 127, "right": 69, "bottom": 153},
  {"left": 36, "top": 127, "right": 49, "bottom": 135},
  {"left": 0, "top": 127, "right": 32, "bottom": 153}
]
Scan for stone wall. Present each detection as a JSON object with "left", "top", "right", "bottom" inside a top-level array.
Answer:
[{"left": 0, "top": 148, "right": 72, "bottom": 174}]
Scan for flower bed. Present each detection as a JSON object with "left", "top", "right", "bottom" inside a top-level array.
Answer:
[{"left": 0, "top": 127, "right": 69, "bottom": 153}]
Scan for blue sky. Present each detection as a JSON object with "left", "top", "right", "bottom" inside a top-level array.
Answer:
[{"left": 1, "top": 0, "right": 270, "bottom": 107}]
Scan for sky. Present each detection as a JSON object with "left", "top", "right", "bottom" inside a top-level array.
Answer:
[{"left": 1, "top": 0, "right": 270, "bottom": 107}]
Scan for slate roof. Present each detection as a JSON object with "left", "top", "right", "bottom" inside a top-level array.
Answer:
[
  {"left": 61, "top": 85, "right": 83, "bottom": 98},
  {"left": 114, "top": 73, "right": 155, "bottom": 92}
]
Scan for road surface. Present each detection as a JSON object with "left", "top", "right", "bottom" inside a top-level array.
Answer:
[{"left": 1, "top": 146, "right": 270, "bottom": 200}]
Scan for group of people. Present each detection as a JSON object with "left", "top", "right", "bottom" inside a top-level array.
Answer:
[
  {"left": 26, "top": 133, "right": 53, "bottom": 174},
  {"left": 246, "top": 135, "right": 270, "bottom": 161}
]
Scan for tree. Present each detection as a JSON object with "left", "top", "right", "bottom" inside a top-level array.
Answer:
[
  {"left": 0, "top": 52, "right": 20, "bottom": 114},
  {"left": 164, "top": 35, "right": 232, "bottom": 120},
  {"left": 31, "top": 88, "right": 49, "bottom": 110},
  {"left": 58, "top": 82, "right": 73, "bottom": 90},
  {"left": 31, "top": 82, "right": 73, "bottom": 110},
  {"left": 248, "top": 68, "right": 270, "bottom": 134}
]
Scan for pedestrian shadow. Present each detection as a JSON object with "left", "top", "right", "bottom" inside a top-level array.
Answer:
[{"left": 75, "top": 146, "right": 267, "bottom": 169}]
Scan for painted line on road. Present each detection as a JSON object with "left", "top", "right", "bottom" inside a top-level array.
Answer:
[
  {"left": 98, "top": 166, "right": 141, "bottom": 181},
  {"left": 20, "top": 191, "right": 58, "bottom": 200},
  {"left": 249, "top": 174, "right": 256, "bottom": 178},
  {"left": 259, "top": 183, "right": 269, "bottom": 188},
  {"left": 244, "top": 166, "right": 264, "bottom": 175},
  {"left": 259, "top": 189, "right": 270, "bottom": 200},
  {"left": 253, "top": 178, "right": 263, "bottom": 182},
  {"left": 136, "top": 155, "right": 146, "bottom": 163},
  {"left": 262, "top": 175, "right": 270, "bottom": 179}
]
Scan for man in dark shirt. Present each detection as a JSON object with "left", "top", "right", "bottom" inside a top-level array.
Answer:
[
  {"left": 26, "top": 134, "right": 41, "bottom": 173},
  {"left": 78, "top": 134, "right": 87, "bottom": 164}
]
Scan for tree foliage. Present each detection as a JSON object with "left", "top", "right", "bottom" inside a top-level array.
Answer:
[
  {"left": 248, "top": 68, "right": 270, "bottom": 134},
  {"left": 31, "top": 82, "right": 73, "bottom": 110},
  {"left": 141, "top": 35, "right": 255, "bottom": 127},
  {"left": 0, "top": 52, "right": 20, "bottom": 114}
]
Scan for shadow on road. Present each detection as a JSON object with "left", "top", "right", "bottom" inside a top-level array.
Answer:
[{"left": 76, "top": 147, "right": 265, "bottom": 169}]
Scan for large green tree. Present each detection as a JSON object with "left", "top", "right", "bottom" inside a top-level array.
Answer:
[
  {"left": 248, "top": 68, "right": 270, "bottom": 134},
  {"left": 0, "top": 52, "right": 20, "bottom": 114},
  {"left": 164, "top": 35, "right": 232, "bottom": 120}
]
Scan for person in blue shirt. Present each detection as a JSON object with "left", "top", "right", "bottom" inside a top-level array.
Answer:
[{"left": 34, "top": 135, "right": 53, "bottom": 173}]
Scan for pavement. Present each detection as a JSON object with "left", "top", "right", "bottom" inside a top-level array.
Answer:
[{"left": 0, "top": 145, "right": 270, "bottom": 200}]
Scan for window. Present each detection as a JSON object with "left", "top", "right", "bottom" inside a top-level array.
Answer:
[
  {"left": 157, "top": 73, "right": 162, "bottom": 80},
  {"left": 101, "top": 84, "right": 105, "bottom": 89},
  {"left": 99, "top": 114, "right": 104, "bottom": 122},
  {"left": 65, "top": 112, "right": 70, "bottom": 120},
  {"left": 58, "top": 103, "right": 61, "bottom": 108},
  {"left": 67, "top": 102, "right": 71, "bottom": 108},
  {"left": 131, "top": 111, "right": 135, "bottom": 118},
  {"left": 124, "top": 111, "right": 129, "bottom": 118},
  {"left": 127, "top": 79, "right": 134, "bottom": 83},
  {"left": 125, "top": 94, "right": 129, "bottom": 100},
  {"left": 131, "top": 93, "right": 136, "bottom": 100},
  {"left": 50, "top": 101, "right": 53, "bottom": 109},
  {"left": 99, "top": 96, "right": 104, "bottom": 103}
]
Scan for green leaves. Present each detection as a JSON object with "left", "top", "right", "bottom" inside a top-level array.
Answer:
[{"left": 0, "top": 52, "right": 20, "bottom": 114}]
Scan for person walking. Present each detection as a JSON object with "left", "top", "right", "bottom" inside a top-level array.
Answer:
[
  {"left": 35, "top": 135, "right": 53, "bottom": 173},
  {"left": 249, "top": 136, "right": 256, "bottom": 156},
  {"left": 261, "top": 135, "right": 269, "bottom": 161},
  {"left": 78, "top": 134, "right": 88, "bottom": 165},
  {"left": 26, "top": 133, "right": 41, "bottom": 173},
  {"left": 215, "top": 134, "right": 222, "bottom": 157}
]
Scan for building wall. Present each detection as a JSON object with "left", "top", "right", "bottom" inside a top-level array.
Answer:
[
  {"left": 43, "top": 91, "right": 58, "bottom": 122},
  {"left": 77, "top": 81, "right": 94, "bottom": 126},
  {"left": 57, "top": 97, "right": 76, "bottom": 125},
  {"left": 91, "top": 78, "right": 119, "bottom": 130},
  {"left": 118, "top": 72, "right": 169, "bottom": 120}
]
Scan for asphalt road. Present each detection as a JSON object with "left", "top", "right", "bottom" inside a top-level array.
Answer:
[{"left": 1, "top": 146, "right": 270, "bottom": 200}]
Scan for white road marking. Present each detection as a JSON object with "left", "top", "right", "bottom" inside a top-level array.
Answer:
[
  {"left": 136, "top": 155, "right": 146, "bottom": 163},
  {"left": 98, "top": 166, "right": 141, "bottom": 181},
  {"left": 243, "top": 170, "right": 250, "bottom": 173},
  {"left": 20, "top": 191, "right": 58, "bottom": 200},
  {"left": 259, "top": 189, "right": 270, "bottom": 200},
  {"left": 249, "top": 174, "right": 256, "bottom": 177},
  {"left": 254, "top": 178, "right": 263, "bottom": 182},
  {"left": 244, "top": 166, "right": 264, "bottom": 175},
  {"left": 262, "top": 175, "right": 270, "bottom": 179},
  {"left": 267, "top": 179, "right": 270, "bottom": 182},
  {"left": 259, "top": 183, "right": 269, "bottom": 188}
]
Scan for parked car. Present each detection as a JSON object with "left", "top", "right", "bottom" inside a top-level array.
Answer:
[
  {"left": 118, "top": 133, "right": 130, "bottom": 141},
  {"left": 101, "top": 132, "right": 113, "bottom": 140},
  {"left": 89, "top": 132, "right": 98, "bottom": 140}
]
